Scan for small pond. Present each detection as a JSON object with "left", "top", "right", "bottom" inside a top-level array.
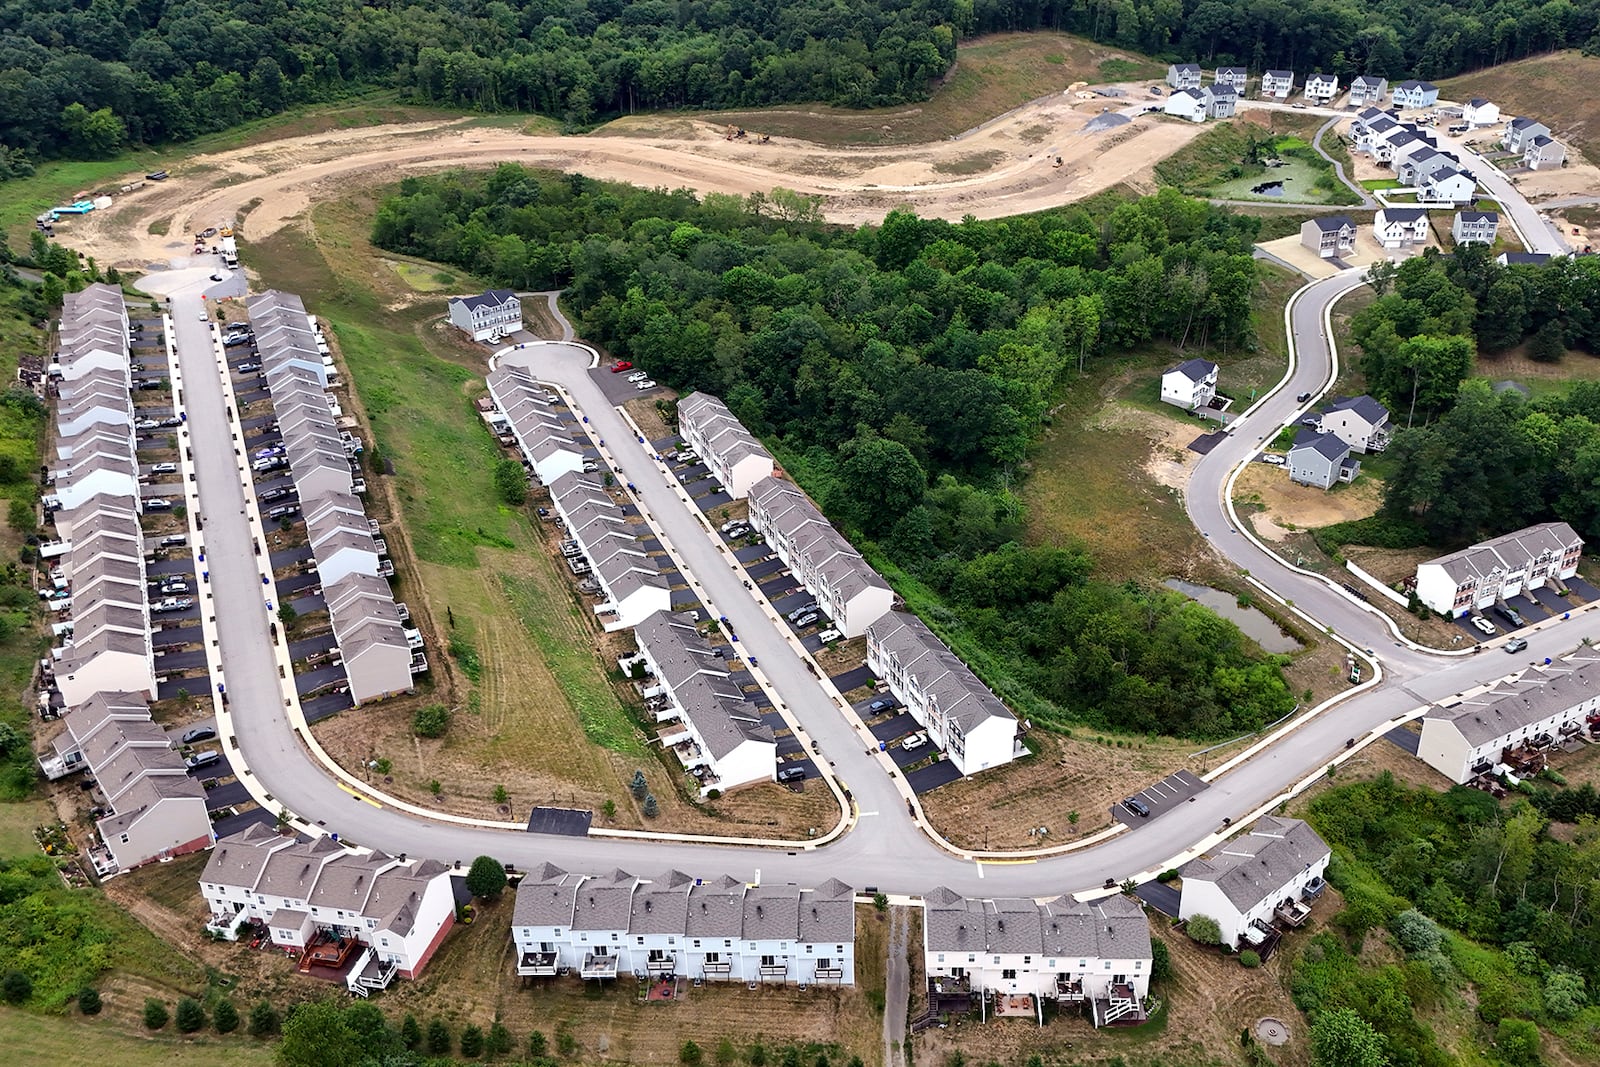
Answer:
[
  {"left": 1250, "top": 180, "right": 1286, "bottom": 197},
  {"left": 1164, "top": 579, "right": 1303, "bottom": 653}
]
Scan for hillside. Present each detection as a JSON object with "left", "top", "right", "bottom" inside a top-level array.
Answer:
[{"left": 1440, "top": 51, "right": 1600, "bottom": 160}]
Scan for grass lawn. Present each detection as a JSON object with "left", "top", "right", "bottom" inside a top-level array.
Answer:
[
  {"left": 664, "top": 31, "right": 1163, "bottom": 147},
  {"left": 1361, "top": 178, "right": 1403, "bottom": 190},
  {"left": 0, "top": 1011, "right": 275, "bottom": 1067}
]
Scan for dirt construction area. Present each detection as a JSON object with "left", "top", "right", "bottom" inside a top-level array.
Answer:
[
  {"left": 69, "top": 97, "right": 1209, "bottom": 270},
  {"left": 1233, "top": 461, "right": 1383, "bottom": 541}
]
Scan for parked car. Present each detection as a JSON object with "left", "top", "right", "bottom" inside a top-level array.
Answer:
[
  {"left": 866, "top": 698, "right": 898, "bottom": 714},
  {"left": 181, "top": 726, "right": 216, "bottom": 744},
  {"left": 792, "top": 611, "right": 820, "bottom": 628},
  {"left": 1494, "top": 605, "right": 1525, "bottom": 628},
  {"left": 159, "top": 580, "right": 191, "bottom": 594},
  {"left": 900, "top": 731, "right": 928, "bottom": 752},
  {"left": 1506, "top": 637, "right": 1529, "bottom": 653},
  {"left": 1122, "top": 796, "right": 1152, "bottom": 818},
  {"left": 152, "top": 596, "right": 193, "bottom": 613},
  {"left": 627, "top": 371, "right": 648, "bottom": 383},
  {"left": 160, "top": 416, "right": 184, "bottom": 427},
  {"left": 610, "top": 360, "right": 633, "bottom": 373},
  {"left": 151, "top": 462, "right": 178, "bottom": 475},
  {"left": 185, "top": 750, "right": 222, "bottom": 771},
  {"left": 259, "top": 487, "right": 293, "bottom": 503},
  {"left": 159, "top": 534, "right": 187, "bottom": 547},
  {"left": 581, "top": 461, "right": 599, "bottom": 473},
  {"left": 236, "top": 362, "right": 259, "bottom": 372},
  {"left": 723, "top": 523, "right": 750, "bottom": 538},
  {"left": 635, "top": 379, "right": 657, "bottom": 390},
  {"left": 815, "top": 628, "right": 842, "bottom": 644},
  {"left": 267, "top": 504, "right": 299, "bottom": 519},
  {"left": 222, "top": 334, "right": 250, "bottom": 347},
  {"left": 135, "top": 418, "right": 160, "bottom": 430},
  {"left": 785, "top": 602, "right": 818, "bottom": 622},
  {"left": 1470, "top": 615, "right": 1496, "bottom": 635},
  {"left": 198, "top": 310, "right": 209, "bottom": 322},
  {"left": 146, "top": 171, "right": 168, "bottom": 181},
  {"left": 776, "top": 766, "right": 807, "bottom": 783},
  {"left": 144, "top": 498, "right": 173, "bottom": 510},
  {"left": 1260, "top": 454, "right": 1286, "bottom": 466}
]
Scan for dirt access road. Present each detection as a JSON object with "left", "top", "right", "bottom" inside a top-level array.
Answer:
[{"left": 76, "top": 94, "right": 1204, "bottom": 269}]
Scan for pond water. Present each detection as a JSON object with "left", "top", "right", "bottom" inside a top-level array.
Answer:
[
  {"left": 1251, "top": 181, "right": 1286, "bottom": 197},
  {"left": 1164, "top": 579, "right": 1303, "bottom": 653}
]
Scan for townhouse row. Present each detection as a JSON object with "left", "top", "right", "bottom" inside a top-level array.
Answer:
[
  {"left": 200, "top": 823, "right": 459, "bottom": 997},
  {"left": 486, "top": 366, "right": 585, "bottom": 484},
  {"left": 248, "top": 291, "right": 420, "bottom": 702},
  {"left": 548, "top": 470, "right": 672, "bottom": 628},
  {"left": 512, "top": 865, "right": 856, "bottom": 985},
  {"left": 1414, "top": 521, "right": 1583, "bottom": 618},
  {"left": 1164, "top": 65, "right": 1429, "bottom": 107}
]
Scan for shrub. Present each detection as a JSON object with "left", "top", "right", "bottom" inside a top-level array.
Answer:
[
  {"left": 1185, "top": 914, "right": 1222, "bottom": 946},
  {"left": 1, "top": 971, "right": 31, "bottom": 1004},
  {"left": 630, "top": 769, "right": 648, "bottom": 799},
  {"left": 1239, "top": 950, "right": 1261, "bottom": 968},
  {"left": 486, "top": 1020, "right": 513, "bottom": 1057},
  {"left": 176, "top": 997, "right": 206, "bottom": 1032},
  {"left": 427, "top": 1017, "right": 452, "bottom": 1054},
  {"left": 528, "top": 1030, "right": 548, "bottom": 1058},
  {"left": 401, "top": 1013, "right": 422, "bottom": 1049},
  {"left": 1390, "top": 909, "right": 1443, "bottom": 956},
  {"left": 460, "top": 1023, "right": 485, "bottom": 1058},
  {"left": 682, "top": 1039, "right": 705, "bottom": 1065},
  {"left": 144, "top": 998, "right": 170, "bottom": 1030},
  {"left": 213, "top": 998, "right": 239, "bottom": 1033},
  {"left": 1495, "top": 1018, "right": 1540, "bottom": 1067},
  {"left": 466, "top": 855, "right": 508, "bottom": 899},
  {"left": 643, "top": 793, "right": 659, "bottom": 817},
  {"left": 1151, "top": 939, "right": 1173, "bottom": 982},
  {"left": 413, "top": 703, "right": 451, "bottom": 738},
  {"left": 76, "top": 986, "right": 101, "bottom": 1015},
  {"left": 493, "top": 458, "right": 528, "bottom": 505},
  {"left": 1544, "top": 967, "right": 1588, "bottom": 1020}
]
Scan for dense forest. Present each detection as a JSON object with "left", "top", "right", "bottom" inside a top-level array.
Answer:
[
  {"left": 1341, "top": 250, "right": 1600, "bottom": 547},
  {"left": 374, "top": 166, "right": 1297, "bottom": 740},
  {"left": 4, "top": 0, "right": 1600, "bottom": 169},
  {"left": 1298, "top": 774, "right": 1600, "bottom": 1067}
]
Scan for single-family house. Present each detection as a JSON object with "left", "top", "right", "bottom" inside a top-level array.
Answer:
[
  {"left": 1159, "top": 358, "right": 1218, "bottom": 411},
  {"left": 1287, "top": 429, "right": 1358, "bottom": 489},
  {"left": 1452, "top": 210, "right": 1499, "bottom": 245},
  {"left": 1391, "top": 80, "right": 1439, "bottom": 109},
  {"left": 865, "top": 611, "right": 1020, "bottom": 776},
  {"left": 1397, "top": 146, "right": 1457, "bottom": 186},
  {"left": 1213, "top": 67, "right": 1248, "bottom": 93},
  {"left": 447, "top": 289, "right": 522, "bottom": 342},
  {"left": 1419, "top": 166, "right": 1476, "bottom": 205},
  {"left": 1261, "top": 70, "right": 1295, "bottom": 98},
  {"left": 746, "top": 476, "right": 895, "bottom": 638},
  {"left": 1462, "top": 98, "right": 1500, "bottom": 127},
  {"left": 1208, "top": 83, "right": 1238, "bottom": 119},
  {"left": 1348, "top": 75, "right": 1388, "bottom": 105},
  {"left": 676, "top": 392, "right": 775, "bottom": 499},
  {"left": 1300, "top": 216, "right": 1357, "bottom": 259},
  {"left": 1165, "top": 63, "right": 1202, "bottom": 90},
  {"left": 633, "top": 610, "right": 777, "bottom": 794},
  {"left": 1162, "top": 87, "right": 1209, "bottom": 123},
  {"left": 1372, "top": 207, "right": 1431, "bottom": 249},
  {"left": 1502, "top": 117, "right": 1551, "bottom": 153},
  {"left": 1179, "top": 816, "right": 1331, "bottom": 948},
  {"left": 1524, "top": 135, "right": 1566, "bottom": 170},
  {"left": 1417, "top": 657, "right": 1600, "bottom": 783},
  {"left": 923, "top": 889, "right": 1152, "bottom": 1026},
  {"left": 1317, "top": 395, "right": 1391, "bottom": 454},
  {"left": 1303, "top": 72, "right": 1339, "bottom": 102},
  {"left": 1414, "top": 521, "right": 1583, "bottom": 617}
]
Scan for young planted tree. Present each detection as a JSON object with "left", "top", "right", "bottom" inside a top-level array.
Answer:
[
  {"left": 248, "top": 1000, "right": 280, "bottom": 1037},
  {"left": 1, "top": 971, "right": 31, "bottom": 1004},
  {"left": 460, "top": 1023, "right": 485, "bottom": 1058},
  {"left": 76, "top": 987, "right": 102, "bottom": 1015},
  {"left": 427, "top": 1017, "right": 452, "bottom": 1054},
  {"left": 401, "top": 1013, "right": 423, "bottom": 1049},
  {"left": 213, "top": 998, "right": 240, "bottom": 1033},
  {"left": 143, "top": 998, "right": 169, "bottom": 1030},
  {"left": 175, "top": 996, "right": 207, "bottom": 1032}
]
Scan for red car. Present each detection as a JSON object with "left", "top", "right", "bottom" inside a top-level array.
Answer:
[{"left": 610, "top": 360, "right": 633, "bottom": 373}]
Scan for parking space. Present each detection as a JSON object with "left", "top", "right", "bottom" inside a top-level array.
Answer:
[
  {"left": 295, "top": 663, "right": 347, "bottom": 696},
  {"left": 1383, "top": 724, "right": 1421, "bottom": 754},
  {"left": 1134, "top": 880, "right": 1182, "bottom": 917},
  {"left": 154, "top": 648, "right": 208, "bottom": 672},
  {"left": 1568, "top": 576, "right": 1600, "bottom": 601},
  {"left": 210, "top": 807, "right": 276, "bottom": 838},
  {"left": 668, "top": 588, "right": 703, "bottom": 610},
  {"left": 302, "top": 690, "right": 354, "bottom": 724},
  {"left": 733, "top": 544, "right": 770, "bottom": 564},
  {"left": 696, "top": 490, "right": 733, "bottom": 511},
  {"left": 906, "top": 760, "right": 963, "bottom": 794},
  {"left": 289, "top": 634, "right": 338, "bottom": 660},
  {"left": 829, "top": 665, "right": 875, "bottom": 693},
  {"left": 746, "top": 558, "right": 787, "bottom": 580},
  {"left": 276, "top": 573, "right": 321, "bottom": 598},
  {"left": 1111, "top": 769, "right": 1208, "bottom": 827},
  {"left": 1529, "top": 586, "right": 1572, "bottom": 615},
  {"left": 525, "top": 806, "right": 593, "bottom": 836},
  {"left": 758, "top": 574, "right": 801, "bottom": 600},
  {"left": 1452, "top": 613, "right": 1491, "bottom": 643},
  {"left": 868, "top": 712, "right": 918, "bottom": 742},
  {"left": 1506, "top": 594, "right": 1550, "bottom": 624}
]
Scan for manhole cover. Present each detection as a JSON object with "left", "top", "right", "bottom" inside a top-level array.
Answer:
[{"left": 1256, "top": 1017, "right": 1289, "bottom": 1046}]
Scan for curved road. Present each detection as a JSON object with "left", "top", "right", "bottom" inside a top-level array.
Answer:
[{"left": 149, "top": 183, "right": 1588, "bottom": 899}]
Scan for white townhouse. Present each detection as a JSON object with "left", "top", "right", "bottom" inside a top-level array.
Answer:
[
  {"left": 1300, "top": 216, "right": 1357, "bottom": 259},
  {"left": 1414, "top": 521, "right": 1583, "bottom": 617},
  {"left": 1373, "top": 207, "right": 1431, "bottom": 249},
  {"left": 1419, "top": 166, "right": 1476, "bottom": 205},
  {"left": 41, "top": 691, "right": 211, "bottom": 873},
  {"left": 1163, "top": 87, "right": 1209, "bottom": 123},
  {"left": 1179, "top": 816, "right": 1330, "bottom": 949},
  {"left": 1374, "top": 127, "right": 1427, "bottom": 166},
  {"left": 447, "top": 289, "right": 522, "bottom": 342},
  {"left": 865, "top": 611, "right": 1019, "bottom": 776},
  {"left": 1390, "top": 79, "right": 1439, "bottom": 109},
  {"left": 54, "top": 497, "right": 155, "bottom": 705},
  {"left": 1159, "top": 358, "right": 1218, "bottom": 411},
  {"left": 1502, "top": 116, "right": 1551, "bottom": 153},
  {"left": 1213, "top": 66, "right": 1248, "bottom": 93},
  {"left": 200, "top": 828, "right": 458, "bottom": 995},
  {"left": 923, "top": 889, "right": 1152, "bottom": 1026},
  {"left": 1397, "top": 146, "right": 1457, "bottom": 187},
  {"left": 511, "top": 866, "right": 855, "bottom": 985},
  {"left": 1260, "top": 70, "right": 1294, "bottom": 98},
  {"left": 746, "top": 476, "right": 895, "bottom": 638},
  {"left": 1348, "top": 75, "right": 1388, "bottom": 105},
  {"left": 1316, "top": 395, "right": 1390, "bottom": 453},
  {"left": 1462, "top": 98, "right": 1500, "bottom": 127},
  {"left": 1165, "top": 63, "right": 1202, "bottom": 90},
  {"left": 1417, "top": 658, "right": 1600, "bottom": 783},
  {"left": 549, "top": 472, "right": 672, "bottom": 628},
  {"left": 633, "top": 610, "right": 777, "bottom": 795},
  {"left": 1524, "top": 135, "right": 1566, "bottom": 170},
  {"left": 1303, "top": 72, "right": 1339, "bottom": 102},
  {"left": 304, "top": 493, "right": 382, "bottom": 586},
  {"left": 676, "top": 392, "right": 776, "bottom": 499},
  {"left": 1452, "top": 210, "right": 1499, "bottom": 245},
  {"left": 323, "top": 571, "right": 415, "bottom": 705},
  {"left": 486, "top": 367, "right": 585, "bottom": 484}
]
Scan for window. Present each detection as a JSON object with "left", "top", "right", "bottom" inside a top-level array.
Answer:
[
  {"left": 761, "top": 955, "right": 777, "bottom": 966},
  {"left": 992, "top": 956, "right": 1000, "bottom": 965},
  {"left": 636, "top": 937, "right": 644, "bottom": 945},
  {"left": 706, "top": 952, "right": 720, "bottom": 963},
  {"left": 836, "top": 945, "right": 843, "bottom": 953},
  {"left": 1002, "top": 969, "right": 1017, "bottom": 980},
  {"left": 380, "top": 937, "right": 389, "bottom": 947},
  {"left": 937, "top": 954, "right": 945, "bottom": 963},
  {"left": 1023, "top": 956, "right": 1032, "bottom": 965},
  {"left": 693, "top": 940, "right": 701, "bottom": 948},
  {"left": 119, "top": 833, "right": 129, "bottom": 843}
]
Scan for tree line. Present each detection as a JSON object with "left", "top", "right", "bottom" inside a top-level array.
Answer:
[
  {"left": 374, "top": 166, "right": 1296, "bottom": 740},
  {"left": 0, "top": 0, "right": 960, "bottom": 169},
  {"left": 1345, "top": 250, "right": 1600, "bottom": 547}
]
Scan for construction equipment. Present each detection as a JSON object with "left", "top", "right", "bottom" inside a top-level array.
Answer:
[
  {"left": 724, "top": 125, "right": 747, "bottom": 141},
  {"left": 758, "top": 132, "right": 770, "bottom": 144},
  {"left": 1052, "top": 156, "right": 1063, "bottom": 168}
]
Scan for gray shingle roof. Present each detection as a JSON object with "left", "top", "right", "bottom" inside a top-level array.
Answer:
[
  {"left": 1307, "top": 215, "right": 1355, "bottom": 233},
  {"left": 1168, "top": 358, "right": 1217, "bottom": 382},
  {"left": 571, "top": 869, "right": 638, "bottom": 932},
  {"left": 1290, "top": 429, "right": 1349, "bottom": 462},
  {"left": 686, "top": 874, "right": 747, "bottom": 937},
  {"left": 1379, "top": 207, "right": 1429, "bottom": 224},
  {"left": 1421, "top": 521, "right": 1581, "bottom": 586},
  {"left": 866, "top": 611, "right": 1015, "bottom": 735},
  {"left": 926, "top": 890, "right": 1152, "bottom": 960},
  {"left": 1427, "top": 657, "right": 1600, "bottom": 746},
  {"left": 742, "top": 884, "right": 801, "bottom": 941},
  {"left": 630, "top": 870, "right": 695, "bottom": 934},
  {"left": 1324, "top": 394, "right": 1389, "bottom": 425},
  {"left": 1181, "top": 816, "right": 1330, "bottom": 911},
  {"left": 798, "top": 879, "right": 855, "bottom": 943},
  {"left": 450, "top": 289, "right": 517, "bottom": 312}
]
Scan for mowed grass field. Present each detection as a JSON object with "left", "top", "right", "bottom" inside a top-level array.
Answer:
[
  {"left": 254, "top": 198, "right": 838, "bottom": 838},
  {"left": 0, "top": 1011, "right": 275, "bottom": 1067},
  {"left": 1439, "top": 50, "right": 1600, "bottom": 159},
  {"left": 648, "top": 31, "right": 1164, "bottom": 146}
]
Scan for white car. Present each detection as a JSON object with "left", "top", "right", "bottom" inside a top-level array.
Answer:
[
  {"left": 627, "top": 372, "right": 648, "bottom": 383},
  {"left": 901, "top": 731, "right": 928, "bottom": 752},
  {"left": 1260, "top": 454, "right": 1286, "bottom": 466},
  {"left": 635, "top": 379, "right": 657, "bottom": 390},
  {"left": 815, "top": 628, "right": 842, "bottom": 644},
  {"left": 1470, "top": 615, "right": 1496, "bottom": 635}
]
